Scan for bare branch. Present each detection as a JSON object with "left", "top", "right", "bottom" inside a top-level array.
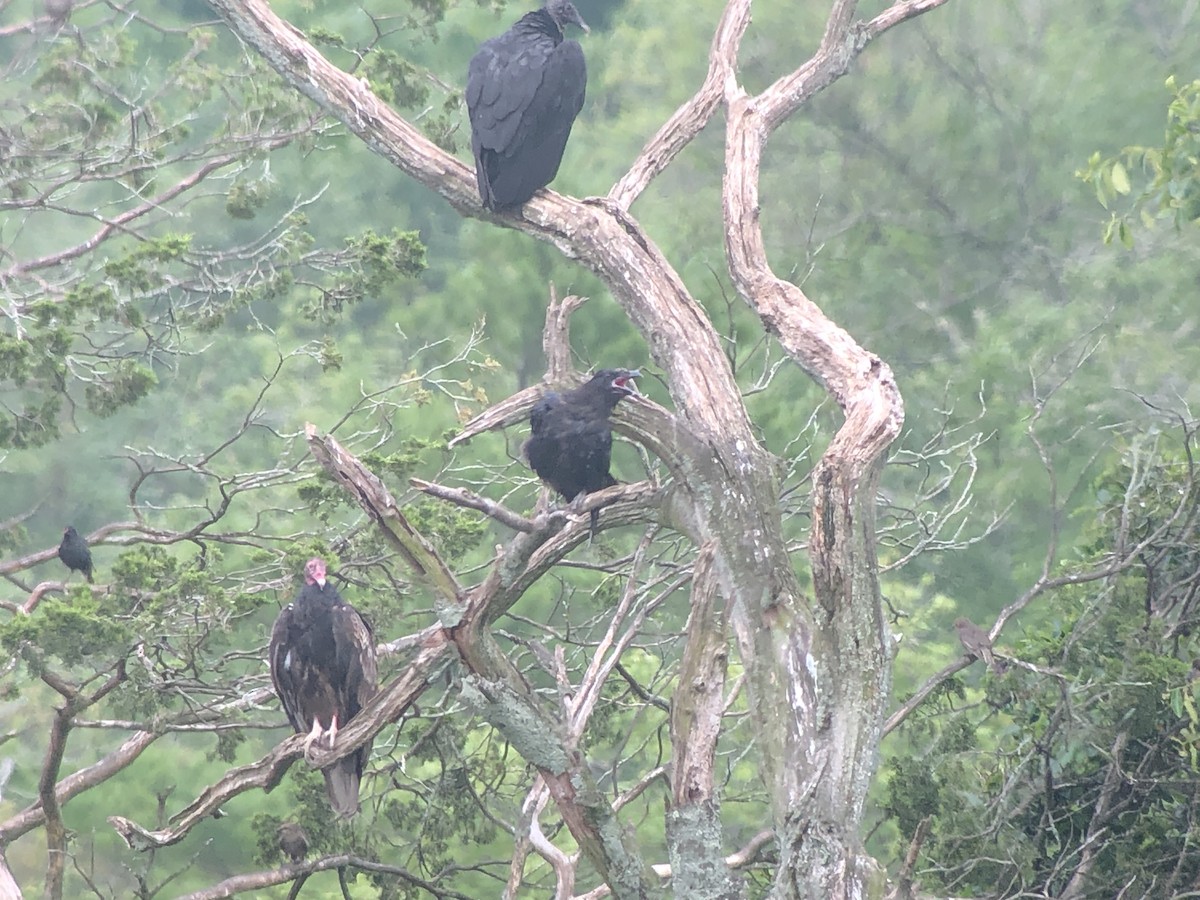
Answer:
[
  {"left": 607, "top": 0, "right": 752, "bottom": 209},
  {"left": 410, "top": 478, "right": 537, "bottom": 533},
  {"left": 669, "top": 542, "right": 726, "bottom": 807},
  {"left": 176, "top": 854, "right": 477, "bottom": 900},
  {"left": 306, "top": 423, "right": 462, "bottom": 605},
  {"left": 542, "top": 289, "right": 589, "bottom": 380}
]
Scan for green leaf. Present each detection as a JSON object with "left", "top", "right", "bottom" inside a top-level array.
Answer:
[{"left": 1111, "top": 161, "right": 1131, "bottom": 195}]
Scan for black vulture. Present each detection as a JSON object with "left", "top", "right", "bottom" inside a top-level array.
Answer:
[
  {"left": 57, "top": 526, "right": 93, "bottom": 583},
  {"left": 277, "top": 821, "right": 309, "bottom": 865},
  {"left": 524, "top": 368, "right": 639, "bottom": 536},
  {"left": 466, "top": 0, "right": 589, "bottom": 210},
  {"left": 269, "top": 557, "right": 378, "bottom": 818}
]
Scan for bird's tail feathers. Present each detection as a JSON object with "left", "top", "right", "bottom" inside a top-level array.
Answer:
[
  {"left": 589, "top": 507, "right": 601, "bottom": 541},
  {"left": 323, "top": 758, "right": 362, "bottom": 819}
]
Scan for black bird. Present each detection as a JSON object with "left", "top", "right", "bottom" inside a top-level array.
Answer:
[
  {"left": 269, "top": 558, "right": 378, "bottom": 818},
  {"left": 525, "top": 369, "right": 639, "bottom": 536},
  {"left": 277, "top": 821, "right": 309, "bottom": 865},
  {"left": 57, "top": 526, "right": 93, "bottom": 583},
  {"left": 466, "top": 0, "right": 589, "bottom": 210}
]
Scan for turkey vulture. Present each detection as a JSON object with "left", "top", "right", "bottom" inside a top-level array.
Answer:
[
  {"left": 524, "top": 368, "right": 639, "bottom": 536},
  {"left": 269, "top": 557, "right": 378, "bottom": 817},
  {"left": 466, "top": 0, "right": 589, "bottom": 210},
  {"left": 57, "top": 526, "right": 94, "bottom": 583}
]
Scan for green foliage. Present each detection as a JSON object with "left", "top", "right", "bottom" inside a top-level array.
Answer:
[
  {"left": 888, "top": 440, "right": 1200, "bottom": 897},
  {"left": 1079, "top": 76, "right": 1200, "bottom": 244},
  {"left": 1, "top": 0, "right": 1200, "bottom": 895},
  {"left": 225, "top": 178, "right": 273, "bottom": 220},
  {"left": 302, "top": 228, "right": 427, "bottom": 321},
  {"left": 84, "top": 360, "right": 159, "bottom": 418},
  {"left": 1, "top": 593, "right": 132, "bottom": 666},
  {"left": 362, "top": 50, "right": 429, "bottom": 108},
  {"left": 402, "top": 498, "right": 487, "bottom": 560}
]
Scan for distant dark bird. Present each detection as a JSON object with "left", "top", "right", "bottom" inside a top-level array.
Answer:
[
  {"left": 525, "top": 369, "right": 639, "bottom": 536},
  {"left": 277, "top": 821, "right": 309, "bottom": 865},
  {"left": 466, "top": 0, "right": 589, "bottom": 210},
  {"left": 269, "top": 558, "right": 378, "bottom": 818},
  {"left": 43, "top": 0, "right": 72, "bottom": 25},
  {"left": 954, "top": 617, "right": 1007, "bottom": 674},
  {"left": 57, "top": 526, "right": 93, "bottom": 584}
]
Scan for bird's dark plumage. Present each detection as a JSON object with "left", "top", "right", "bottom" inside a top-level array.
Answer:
[
  {"left": 277, "top": 821, "right": 309, "bottom": 865},
  {"left": 466, "top": 0, "right": 589, "bottom": 210},
  {"left": 525, "top": 369, "right": 639, "bottom": 536},
  {"left": 269, "top": 558, "right": 378, "bottom": 818},
  {"left": 57, "top": 526, "right": 93, "bottom": 583}
]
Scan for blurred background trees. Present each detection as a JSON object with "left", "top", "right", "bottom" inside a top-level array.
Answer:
[{"left": 1, "top": 0, "right": 1199, "bottom": 897}]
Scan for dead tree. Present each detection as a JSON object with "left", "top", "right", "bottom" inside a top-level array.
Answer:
[{"left": 177, "top": 0, "right": 943, "bottom": 895}]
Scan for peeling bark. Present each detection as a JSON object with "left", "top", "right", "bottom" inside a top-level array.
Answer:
[{"left": 201, "top": 0, "right": 953, "bottom": 895}]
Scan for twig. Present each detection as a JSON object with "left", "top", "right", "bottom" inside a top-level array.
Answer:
[{"left": 410, "top": 479, "right": 536, "bottom": 532}]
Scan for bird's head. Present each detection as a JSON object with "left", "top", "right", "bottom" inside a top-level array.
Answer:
[
  {"left": 592, "top": 367, "right": 640, "bottom": 400},
  {"left": 953, "top": 617, "right": 970, "bottom": 631},
  {"left": 304, "top": 557, "right": 327, "bottom": 588},
  {"left": 546, "top": 0, "right": 589, "bottom": 34}
]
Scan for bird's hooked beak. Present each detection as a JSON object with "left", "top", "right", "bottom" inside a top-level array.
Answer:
[
  {"left": 555, "top": 0, "right": 589, "bottom": 34},
  {"left": 613, "top": 369, "right": 641, "bottom": 396},
  {"left": 305, "top": 557, "right": 327, "bottom": 587}
]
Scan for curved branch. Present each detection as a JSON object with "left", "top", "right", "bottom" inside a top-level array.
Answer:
[
  {"left": 607, "top": 0, "right": 752, "bottom": 209},
  {"left": 176, "top": 853, "right": 476, "bottom": 900},
  {"left": 305, "top": 424, "right": 462, "bottom": 604},
  {"left": 0, "top": 730, "right": 159, "bottom": 845}
]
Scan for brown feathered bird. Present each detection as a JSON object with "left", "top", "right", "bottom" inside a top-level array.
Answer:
[
  {"left": 524, "top": 368, "right": 640, "bottom": 537},
  {"left": 277, "top": 821, "right": 309, "bottom": 865},
  {"left": 954, "top": 617, "right": 1006, "bottom": 674},
  {"left": 269, "top": 558, "right": 378, "bottom": 817},
  {"left": 57, "top": 526, "right": 94, "bottom": 583}
]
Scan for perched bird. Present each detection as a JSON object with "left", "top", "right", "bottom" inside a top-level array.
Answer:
[
  {"left": 269, "top": 558, "right": 378, "bottom": 818},
  {"left": 57, "top": 526, "right": 94, "bottom": 584},
  {"left": 277, "top": 821, "right": 309, "bottom": 865},
  {"left": 954, "top": 617, "right": 1006, "bottom": 674},
  {"left": 524, "top": 368, "right": 640, "bottom": 537},
  {"left": 43, "top": 0, "right": 73, "bottom": 24},
  {"left": 466, "top": 0, "right": 589, "bottom": 210}
]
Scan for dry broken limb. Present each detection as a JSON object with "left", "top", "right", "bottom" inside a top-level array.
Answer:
[
  {"left": 204, "top": 0, "right": 954, "bottom": 895},
  {"left": 175, "top": 852, "right": 478, "bottom": 900}
]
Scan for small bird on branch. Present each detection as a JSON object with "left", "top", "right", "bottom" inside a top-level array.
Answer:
[
  {"left": 57, "top": 526, "right": 94, "bottom": 584},
  {"left": 954, "top": 617, "right": 1007, "bottom": 674}
]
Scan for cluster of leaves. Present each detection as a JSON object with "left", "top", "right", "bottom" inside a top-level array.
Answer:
[
  {"left": 0, "top": 11, "right": 435, "bottom": 449},
  {"left": 1078, "top": 76, "right": 1200, "bottom": 246},
  {"left": 884, "top": 440, "right": 1200, "bottom": 898}
]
